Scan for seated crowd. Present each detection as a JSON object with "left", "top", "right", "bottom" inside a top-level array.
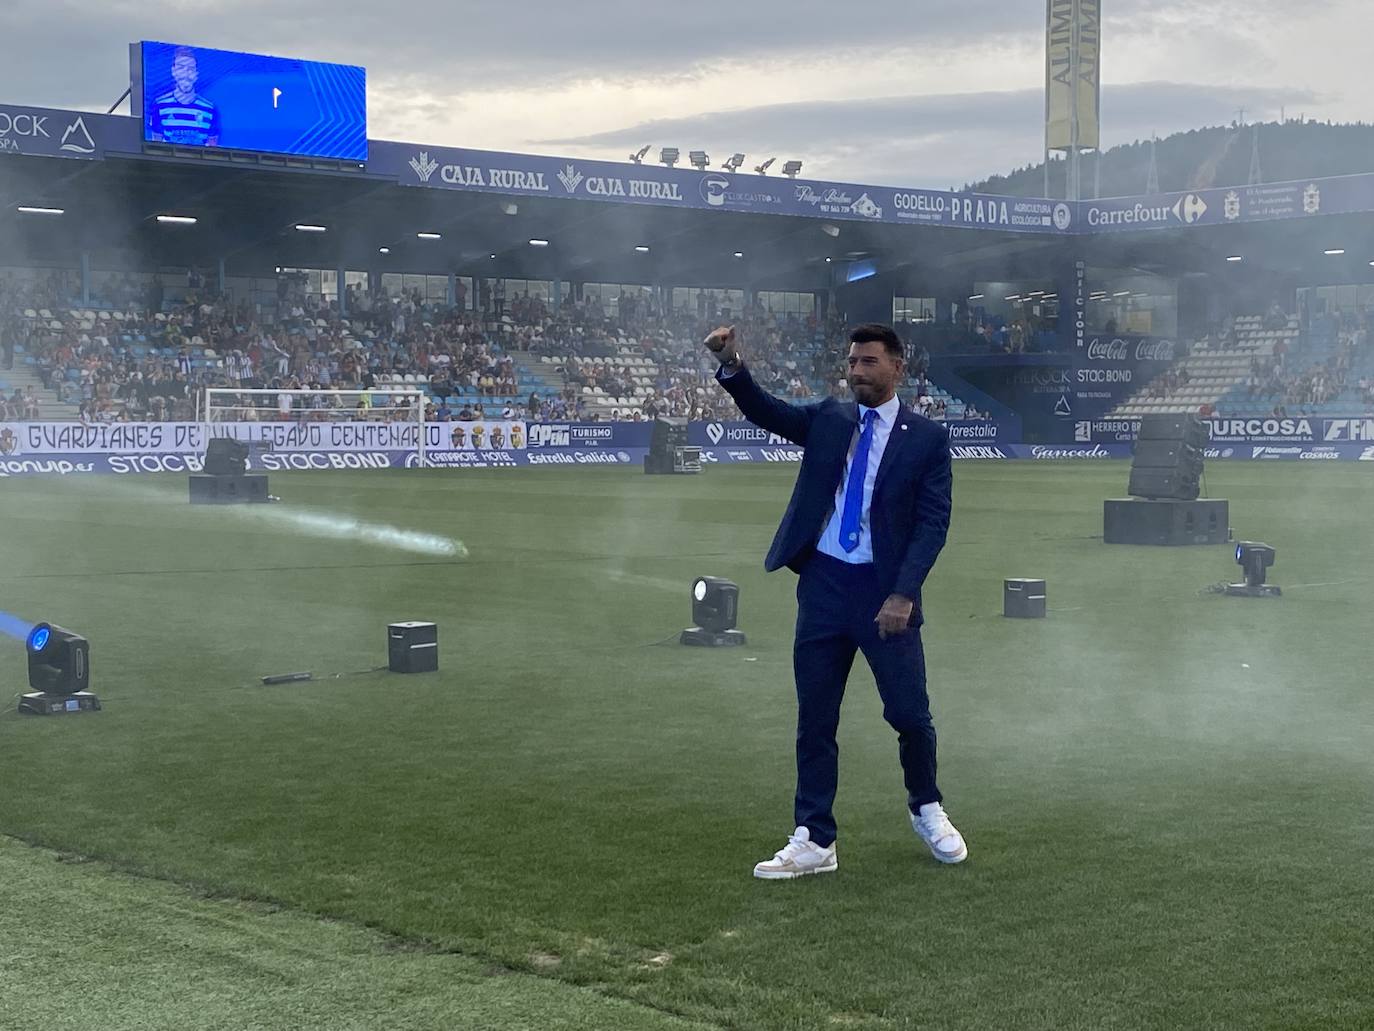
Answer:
[
  {"left": 1, "top": 268, "right": 982, "bottom": 425},
  {"left": 0, "top": 270, "right": 573, "bottom": 424}
]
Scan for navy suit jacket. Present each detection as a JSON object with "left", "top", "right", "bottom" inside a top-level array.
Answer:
[{"left": 717, "top": 363, "right": 952, "bottom": 613}]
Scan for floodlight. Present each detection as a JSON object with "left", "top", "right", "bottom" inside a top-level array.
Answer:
[
  {"left": 660, "top": 147, "right": 680, "bottom": 167},
  {"left": 16, "top": 205, "right": 64, "bottom": 215},
  {"left": 1324, "top": 248, "right": 1345, "bottom": 256},
  {"left": 754, "top": 158, "right": 776, "bottom": 175},
  {"left": 722, "top": 153, "right": 745, "bottom": 172},
  {"left": 733, "top": 251, "right": 744, "bottom": 259},
  {"left": 689, "top": 150, "right": 710, "bottom": 170},
  {"left": 417, "top": 231, "right": 442, "bottom": 240},
  {"left": 681, "top": 578, "right": 746, "bottom": 646},
  {"left": 378, "top": 247, "right": 390, "bottom": 254},
  {"left": 630, "top": 145, "right": 651, "bottom": 164},
  {"left": 156, "top": 214, "right": 197, "bottom": 225},
  {"left": 782, "top": 160, "right": 803, "bottom": 177},
  {"left": 294, "top": 224, "right": 327, "bottom": 233},
  {"left": 634, "top": 245, "right": 650, "bottom": 253},
  {"left": 1226, "top": 255, "right": 1243, "bottom": 262},
  {"left": 528, "top": 238, "right": 550, "bottom": 247}
]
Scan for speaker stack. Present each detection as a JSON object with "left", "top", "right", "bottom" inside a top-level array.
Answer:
[
  {"left": 645, "top": 417, "right": 701, "bottom": 474},
  {"left": 190, "top": 437, "right": 270, "bottom": 504},
  {"left": 1104, "top": 414, "right": 1228, "bottom": 545}
]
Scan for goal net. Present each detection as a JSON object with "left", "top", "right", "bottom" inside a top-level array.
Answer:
[{"left": 202, "top": 387, "right": 429, "bottom": 467}]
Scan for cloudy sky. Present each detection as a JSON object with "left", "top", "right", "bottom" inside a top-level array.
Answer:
[{"left": 0, "top": 0, "right": 1363, "bottom": 188}]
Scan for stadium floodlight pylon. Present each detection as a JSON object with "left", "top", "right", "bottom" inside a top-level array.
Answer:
[{"left": 202, "top": 387, "right": 429, "bottom": 467}]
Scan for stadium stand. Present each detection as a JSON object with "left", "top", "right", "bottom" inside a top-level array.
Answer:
[
  {"left": 1109, "top": 311, "right": 1298, "bottom": 418},
  {"left": 1108, "top": 304, "right": 1374, "bottom": 419},
  {"left": 1, "top": 266, "right": 977, "bottom": 424}
]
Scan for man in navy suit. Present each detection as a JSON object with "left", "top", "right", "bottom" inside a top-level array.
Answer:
[{"left": 706, "top": 323, "right": 967, "bottom": 878}]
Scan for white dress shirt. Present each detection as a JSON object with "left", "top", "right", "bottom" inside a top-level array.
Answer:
[{"left": 817, "top": 394, "right": 902, "bottom": 564}]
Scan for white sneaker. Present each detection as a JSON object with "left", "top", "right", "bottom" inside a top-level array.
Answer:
[
  {"left": 752, "top": 826, "right": 838, "bottom": 880},
  {"left": 911, "top": 803, "right": 968, "bottom": 864}
]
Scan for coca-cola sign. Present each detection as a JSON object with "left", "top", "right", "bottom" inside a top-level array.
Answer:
[
  {"left": 1086, "top": 337, "right": 1128, "bottom": 361},
  {"left": 1135, "top": 339, "right": 1175, "bottom": 362}
]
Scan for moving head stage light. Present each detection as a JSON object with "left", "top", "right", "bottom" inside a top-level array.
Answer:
[
  {"left": 681, "top": 577, "right": 746, "bottom": 647},
  {"left": 19, "top": 623, "right": 100, "bottom": 715},
  {"left": 1225, "top": 542, "right": 1280, "bottom": 598}
]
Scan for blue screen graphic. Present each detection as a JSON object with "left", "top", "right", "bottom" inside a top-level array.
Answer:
[{"left": 137, "top": 41, "right": 366, "bottom": 161}]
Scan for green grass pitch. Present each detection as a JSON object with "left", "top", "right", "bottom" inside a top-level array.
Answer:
[{"left": 1, "top": 461, "right": 1372, "bottom": 1030}]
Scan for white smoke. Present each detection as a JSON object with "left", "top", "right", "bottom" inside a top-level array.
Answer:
[{"left": 236, "top": 506, "right": 467, "bottom": 558}]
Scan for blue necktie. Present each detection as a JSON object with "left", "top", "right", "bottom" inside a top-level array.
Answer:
[{"left": 840, "top": 409, "right": 879, "bottom": 553}]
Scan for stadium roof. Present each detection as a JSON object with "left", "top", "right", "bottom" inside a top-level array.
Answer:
[{"left": 2, "top": 102, "right": 1373, "bottom": 289}]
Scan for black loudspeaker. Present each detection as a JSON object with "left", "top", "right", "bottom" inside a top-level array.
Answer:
[
  {"left": 189, "top": 473, "right": 269, "bottom": 504},
  {"left": 1136, "top": 415, "right": 1210, "bottom": 443},
  {"left": 1003, "top": 579, "right": 1047, "bottom": 618},
  {"left": 388, "top": 621, "right": 438, "bottom": 674},
  {"left": 645, "top": 417, "right": 690, "bottom": 474},
  {"left": 204, "top": 437, "right": 249, "bottom": 476},
  {"left": 27, "top": 624, "right": 90, "bottom": 695},
  {"left": 1104, "top": 498, "right": 1229, "bottom": 545},
  {"left": 1128, "top": 415, "right": 1207, "bottom": 500}
]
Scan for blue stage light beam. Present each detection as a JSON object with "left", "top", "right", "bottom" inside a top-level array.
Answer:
[{"left": 0, "top": 611, "right": 35, "bottom": 642}]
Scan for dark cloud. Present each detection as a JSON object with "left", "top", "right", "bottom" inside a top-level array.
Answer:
[
  {"left": 0, "top": 0, "right": 1045, "bottom": 106},
  {"left": 0, "top": 0, "right": 1339, "bottom": 187},
  {"left": 8, "top": 0, "right": 1313, "bottom": 105}
]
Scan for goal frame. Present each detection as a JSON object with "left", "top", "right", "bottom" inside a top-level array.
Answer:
[{"left": 201, "top": 387, "right": 429, "bottom": 467}]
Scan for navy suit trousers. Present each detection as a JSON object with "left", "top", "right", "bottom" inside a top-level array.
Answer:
[{"left": 793, "top": 552, "right": 941, "bottom": 847}]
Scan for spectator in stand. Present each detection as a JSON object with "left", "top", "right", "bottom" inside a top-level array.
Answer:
[{"left": 1, "top": 316, "right": 14, "bottom": 370}]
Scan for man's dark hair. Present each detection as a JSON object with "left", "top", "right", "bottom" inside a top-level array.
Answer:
[{"left": 849, "top": 323, "right": 904, "bottom": 360}]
